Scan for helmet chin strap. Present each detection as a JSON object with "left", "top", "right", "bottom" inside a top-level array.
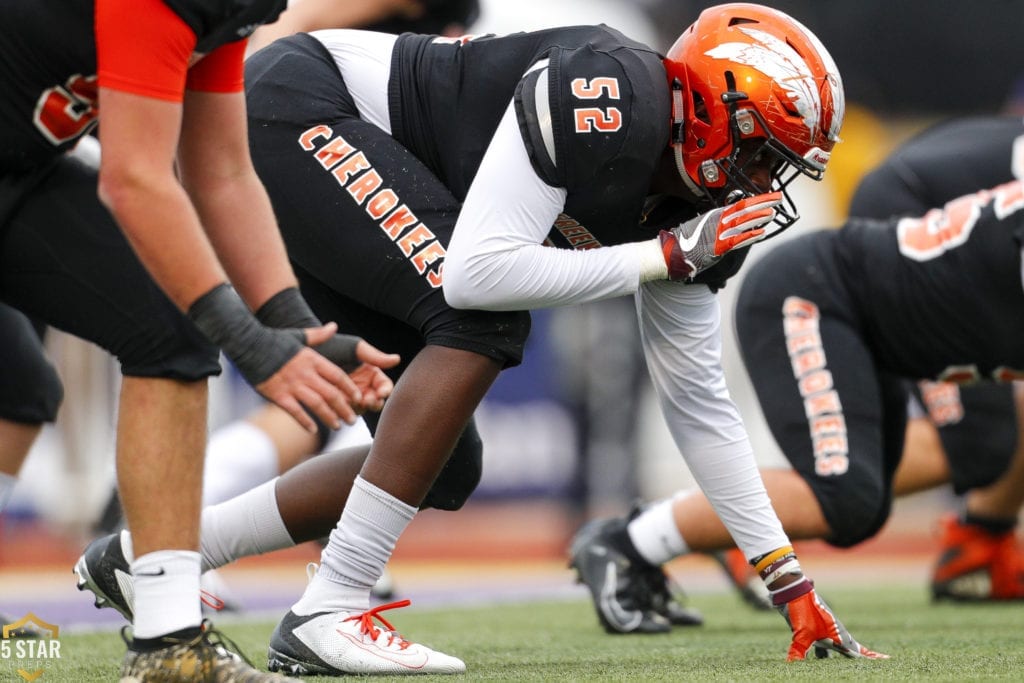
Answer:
[{"left": 670, "top": 79, "right": 704, "bottom": 200}]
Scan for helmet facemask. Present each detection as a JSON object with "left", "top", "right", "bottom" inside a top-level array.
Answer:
[
  {"left": 664, "top": 3, "right": 845, "bottom": 237},
  {"left": 673, "top": 74, "right": 821, "bottom": 234}
]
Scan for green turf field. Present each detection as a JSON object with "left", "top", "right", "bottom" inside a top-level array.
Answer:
[{"left": 12, "top": 586, "right": 1024, "bottom": 681}]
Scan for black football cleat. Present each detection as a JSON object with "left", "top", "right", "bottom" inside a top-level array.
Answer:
[{"left": 569, "top": 514, "right": 702, "bottom": 633}]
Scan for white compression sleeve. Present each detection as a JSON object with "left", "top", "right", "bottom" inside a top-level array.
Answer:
[
  {"left": 443, "top": 103, "right": 653, "bottom": 311},
  {"left": 636, "top": 280, "right": 790, "bottom": 559}
]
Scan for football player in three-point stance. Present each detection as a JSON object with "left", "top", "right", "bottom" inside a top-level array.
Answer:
[
  {"left": 574, "top": 114, "right": 1024, "bottom": 634},
  {"left": 79, "top": 3, "right": 884, "bottom": 673}
]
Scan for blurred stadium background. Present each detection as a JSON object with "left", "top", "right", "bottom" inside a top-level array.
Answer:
[{"left": 3, "top": 0, "right": 1023, "bottom": 630}]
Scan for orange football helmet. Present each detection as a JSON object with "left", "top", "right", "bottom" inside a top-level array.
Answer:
[{"left": 664, "top": 3, "right": 845, "bottom": 228}]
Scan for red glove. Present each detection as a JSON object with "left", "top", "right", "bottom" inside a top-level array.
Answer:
[
  {"left": 658, "top": 192, "right": 781, "bottom": 280},
  {"left": 775, "top": 580, "right": 889, "bottom": 661}
]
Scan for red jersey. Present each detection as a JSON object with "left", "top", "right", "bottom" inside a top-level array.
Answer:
[{"left": 0, "top": 0, "right": 285, "bottom": 170}]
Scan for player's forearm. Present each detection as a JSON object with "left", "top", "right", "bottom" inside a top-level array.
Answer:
[
  {"left": 183, "top": 170, "right": 297, "bottom": 309},
  {"left": 668, "top": 428, "right": 788, "bottom": 558},
  {"left": 99, "top": 172, "right": 227, "bottom": 311},
  {"left": 444, "top": 182, "right": 651, "bottom": 310},
  {"left": 443, "top": 239, "right": 644, "bottom": 311},
  {"left": 637, "top": 281, "right": 790, "bottom": 557}
]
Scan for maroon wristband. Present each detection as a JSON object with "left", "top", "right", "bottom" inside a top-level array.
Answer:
[{"left": 771, "top": 576, "right": 814, "bottom": 607}]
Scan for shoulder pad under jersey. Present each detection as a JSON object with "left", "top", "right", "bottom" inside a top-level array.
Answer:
[{"left": 515, "top": 44, "right": 644, "bottom": 190}]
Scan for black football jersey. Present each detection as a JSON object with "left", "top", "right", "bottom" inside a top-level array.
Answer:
[
  {"left": 835, "top": 180, "right": 1024, "bottom": 383},
  {"left": 850, "top": 115, "right": 1024, "bottom": 219},
  {"left": 0, "top": 0, "right": 284, "bottom": 171},
  {"left": 389, "top": 26, "right": 670, "bottom": 250}
]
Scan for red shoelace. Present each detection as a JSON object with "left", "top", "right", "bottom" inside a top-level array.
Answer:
[{"left": 344, "top": 599, "right": 413, "bottom": 649}]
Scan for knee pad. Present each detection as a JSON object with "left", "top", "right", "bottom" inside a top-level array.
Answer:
[
  {"left": 0, "top": 313, "right": 63, "bottom": 423},
  {"left": 938, "top": 384, "right": 1018, "bottom": 493},
  {"left": 424, "top": 309, "right": 532, "bottom": 369},
  {"left": 820, "top": 481, "right": 891, "bottom": 548},
  {"left": 2, "top": 354, "right": 63, "bottom": 424},
  {"left": 946, "top": 423, "right": 1016, "bottom": 493},
  {"left": 421, "top": 419, "right": 483, "bottom": 511}
]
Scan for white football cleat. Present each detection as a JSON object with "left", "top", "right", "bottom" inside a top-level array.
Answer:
[{"left": 267, "top": 599, "right": 465, "bottom": 676}]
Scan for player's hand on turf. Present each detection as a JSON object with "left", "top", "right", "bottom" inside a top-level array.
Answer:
[
  {"left": 777, "top": 587, "right": 889, "bottom": 661},
  {"left": 658, "top": 191, "right": 781, "bottom": 280}
]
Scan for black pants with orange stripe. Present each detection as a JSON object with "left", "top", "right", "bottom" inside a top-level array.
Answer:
[
  {"left": 908, "top": 380, "right": 1016, "bottom": 495},
  {"left": 735, "top": 231, "right": 905, "bottom": 547},
  {"left": 736, "top": 231, "right": 1018, "bottom": 547}
]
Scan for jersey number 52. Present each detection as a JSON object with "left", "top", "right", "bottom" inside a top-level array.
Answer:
[{"left": 571, "top": 77, "right": 622, "bottom": 134}]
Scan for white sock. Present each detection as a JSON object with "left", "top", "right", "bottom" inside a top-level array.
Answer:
[
  {"left": 0, "top": 472, "right": 16, "bottom": 513},
  {"left": 131, "top": 550, "right": 202, "bottom": 639},
  {"left": 199, "top": 478, "right": 294, "bottom": 573},
  {"left": 202, "top": 421, "right": 279, "bottom": 507},
  {"left": 120, "top": 528, "right": 135, "bottom": 563},
  {"left": 627, "top": 496, "right": 689, "bottom": 566},
  {"left": 292, "top": 476, "right": 415, "bottom": 615}
]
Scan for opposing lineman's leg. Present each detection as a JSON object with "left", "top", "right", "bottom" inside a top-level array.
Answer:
[{"left": 5, "top": 154, "right": 284, "bottom": 677}]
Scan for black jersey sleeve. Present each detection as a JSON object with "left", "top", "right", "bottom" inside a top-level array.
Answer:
[
  {"left": 162, "top": 0, "right": 285, "bottom": 53},
  {"left": 850, "top": 116, "right": 1024, "bottom": 221},
  {"left": 514, "top": 42, "right": 664, "bottom": 192}
]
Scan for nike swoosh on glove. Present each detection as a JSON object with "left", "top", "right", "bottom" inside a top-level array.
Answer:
[
  {"left": 658, "top": 191, "right": 782, "bottom": 281},
  {"left": 777, "top": 586, "right": 889, "bottom": 661}
]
